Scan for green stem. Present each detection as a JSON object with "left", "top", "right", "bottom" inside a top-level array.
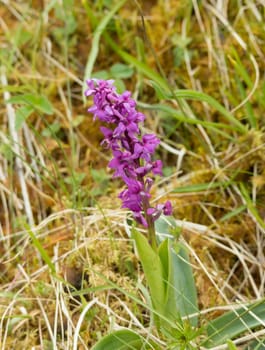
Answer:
[{"left": 142, "top": 198, "right": 157, "bottom": 252}]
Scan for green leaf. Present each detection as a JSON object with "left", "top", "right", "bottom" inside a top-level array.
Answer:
[
  {"left": 203, "top": 299, "right": 265, "bottom": 347},
  {"left": 15, "top": 105, "right": 34, "bottom": 130},
  {"left": 110, "top": 63, "right": 134, "bottom": 79},
  {"left": 171, "top": 243, "right": 198, "bottom": 327},
  {"left": 246, "top": 338, "right": 265, "bottom": 350},
  {"left": 7, "top": 94, "right": 54, "bottom": 115},
  {"left": 114, "top": 79, "right": 126, "bottom": 94},
  {"left": 155, "top": 216, "right": 198, "bottom": 327},
  {"left": 132, "top": 230, "right": 165, "bottom": 315},
  {"left": 91, "top": 70, "right": 110, "bottom": 80},
  {"left": 158, "top": 239, "right": 179, "bottom": 322},
  {"left": 91, "top": 329, "right": 158, "bottom": 350},
  {"left": 41, "top": 122, "right": 61, "bottom": 137},
  {"left": 155, "top": 215, "right": 182, "bottom": 240}
]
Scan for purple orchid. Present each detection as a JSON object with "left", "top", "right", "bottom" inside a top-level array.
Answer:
[{"left": 85, "top": 79, "right": 172, "bottom": 229}]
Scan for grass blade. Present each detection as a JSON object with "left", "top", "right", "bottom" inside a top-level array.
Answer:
[
  {"left": 172, "top": 181, "right": 233, "bottom": 193},
  {"left": 27, "top": 228, "right": 55, "bottom": 274},
  {"left": 82, "top": 0, "right": 127, "bottom": 99},
  {"left": 220, "top": 205, "right": 247, "bottom": 222},
  {"left": 171, "top": 89, "right": 247, "bottom": 133},
  {"left": 138, "top": 102, "right": 235, "bottom": 139},
  {"left": 240, "top": 183, "right": 265, "bottom": 230}
]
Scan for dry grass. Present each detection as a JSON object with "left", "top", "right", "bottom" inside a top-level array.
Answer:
[{"left": 0, "top": 0, "right": 265, "bottom": 349}]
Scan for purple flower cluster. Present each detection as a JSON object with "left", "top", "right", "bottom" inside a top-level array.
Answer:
[{"left": 85, "top": 79, "right": 172, "bottom": 227}]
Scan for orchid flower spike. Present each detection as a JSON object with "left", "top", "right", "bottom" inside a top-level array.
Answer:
[{"left": 85, "top": 79, "right": 172, "bottom": 227}]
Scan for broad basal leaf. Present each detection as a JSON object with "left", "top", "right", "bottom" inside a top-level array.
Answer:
[
  {"left": 91, "top": 329, "right": 161, "bottom": 350},
  {"left": 132, "top": 230, "right": 166, "bottom": 316},
  {"left": 155, "top": 216, "right": 198, "bottom": 327},
  {"left": 203, "top": 299, "right": 265, "bottom": 347}
]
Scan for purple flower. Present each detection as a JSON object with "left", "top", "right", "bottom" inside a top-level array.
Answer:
[
  {"left": 85, "top": 79, "right": 172, "bottom": 227},
  {"left": 163, "top": 201, "right": 173, "bottom": 215},
  {"left": 142, "top": 134, "right": 160, "bottom": 154},
  {"left": 152, "top": 160, "right": 163, "bottom": 175}
]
